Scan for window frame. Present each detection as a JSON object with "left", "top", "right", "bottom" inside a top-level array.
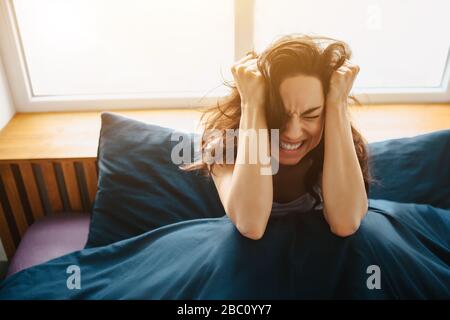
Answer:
[{"left": 0, "top": 0, "right": 448, "bottom": 113}]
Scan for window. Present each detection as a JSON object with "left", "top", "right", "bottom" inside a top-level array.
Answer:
[
  {"left": 13, "top": 0, "right": 234, "bottom": 97},
  {"left": 0, "top": 0, "right": 448, "bottom": 111},
  {"left": 254, "top": 0, "right": 449, "bottom": 103}
]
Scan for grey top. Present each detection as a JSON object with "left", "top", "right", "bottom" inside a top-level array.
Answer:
[{"left": 271, "top": 184, "right": 323, "bottom": 216}]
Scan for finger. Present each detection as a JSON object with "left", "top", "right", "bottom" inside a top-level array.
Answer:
[
  {"left": 231, "top": 55, "right": 256, "bottom": 75},
  {"left": 235, "top": 58, "right": 258, "bottom": 73},
  {"left": 337, "top": 66, "right": 352, "bottom": 73},
  {"left": 343, "top": 59, "right": 360, "bottom": 71},
  {"left": 343, "top": 60, "right": 356, "bottom": 69},
  {"left": 344, "top": 65, "right": 360, "bottom": 76}
]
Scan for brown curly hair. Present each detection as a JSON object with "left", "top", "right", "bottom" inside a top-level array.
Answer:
[{"left": 182, "top": 33, "right": 372, "bottom": 204}]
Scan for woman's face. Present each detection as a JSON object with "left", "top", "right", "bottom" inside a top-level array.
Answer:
[{"left": 277, "top": 74, "right": 325, "bottom": 166}]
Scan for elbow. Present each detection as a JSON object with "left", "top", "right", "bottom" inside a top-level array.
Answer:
[
  {"left": 329, "top": 201, "right": 368, "bottom": 238},
  {"left": 330, "top": 221, "right": 361, "bottom": 238},
  {"left": 227, "top": 203, "right": 271, "bottom": 241},
  {"left": 237, "top": 225, "right": 266, "bottom": 240},
  {"left": 236, "top": 214, "right": 269, "bottom": 241}
]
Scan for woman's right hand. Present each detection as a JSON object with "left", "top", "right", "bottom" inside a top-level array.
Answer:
[{"left": 231, "top": 51, "right": 266, "bottom": 108}]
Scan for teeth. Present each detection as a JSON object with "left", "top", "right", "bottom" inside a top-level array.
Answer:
[{"left": 280, "top": 140, "right": 304, "bottom": 150}]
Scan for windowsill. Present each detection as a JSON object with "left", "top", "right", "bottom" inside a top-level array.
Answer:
[
  {"left": 0, "top": 104, "right": 449, "bottom": 161},
  {"left": 0, "top": 108, "right": 204, "bottom": 160}
]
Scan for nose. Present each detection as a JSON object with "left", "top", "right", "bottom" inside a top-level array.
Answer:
[{"left": 281, "top": 117, "right": 304, "bottom": 142}]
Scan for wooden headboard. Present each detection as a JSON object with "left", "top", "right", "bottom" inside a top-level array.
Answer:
[{"left": 0, "top": 158, "right": 98, "bottom": 259}]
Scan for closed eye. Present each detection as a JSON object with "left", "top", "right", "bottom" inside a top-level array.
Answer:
[
  {"left": 303, "top": 115, "right": 320, "bottom": 120},
  {"left": 284, "top": 112, "right": 320, "bottom": 119}
]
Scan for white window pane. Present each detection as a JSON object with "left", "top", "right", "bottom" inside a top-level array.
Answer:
[
  {"left": 13, "top": 0, "right": 234, "bottom": 96},
  {"left": 254, "top": 0, "right": 449, "bottom": 89}
]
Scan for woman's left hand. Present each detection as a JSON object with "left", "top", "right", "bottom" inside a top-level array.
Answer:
[{"left": 326, "top": 59, "right": 360, "bottom": 108}]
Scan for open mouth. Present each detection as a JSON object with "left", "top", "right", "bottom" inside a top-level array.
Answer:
[{"left": 280, "top": 140, "right": 305, "bottom": 151}]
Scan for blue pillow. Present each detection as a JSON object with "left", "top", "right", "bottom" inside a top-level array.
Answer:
[
  {"left": 368, "top": 129, "right": 450, "bottom": 209},
  {"left": 85, "top": 112, "right": 225, "bottom": 248}
]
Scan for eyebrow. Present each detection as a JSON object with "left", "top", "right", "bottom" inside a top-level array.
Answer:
[{"left": 287, "top": 105, "right": 323, "bottom": 117}]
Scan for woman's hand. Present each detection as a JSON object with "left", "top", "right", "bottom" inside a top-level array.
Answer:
[
  {"left": 326, "top": 59, "right": 360, "bottom": 108},
  {"left": 231, "top": 51, "right": 266, "bottom": 107}
]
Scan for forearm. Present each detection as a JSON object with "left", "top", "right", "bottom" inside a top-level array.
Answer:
[
  {"left": 322, "top": 103, "right": 368, "bottom": 236},
  {"left": 226, "top": 103, "right": 273, "bottom": 236}
]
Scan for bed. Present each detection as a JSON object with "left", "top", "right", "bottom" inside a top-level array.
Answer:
[{"left": 0, "top": 112, "right": 449, "bottom": 299}]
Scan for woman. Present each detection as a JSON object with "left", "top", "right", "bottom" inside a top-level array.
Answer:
[{"left": 184, "top": 34, "right": 370, "bottom": 240}]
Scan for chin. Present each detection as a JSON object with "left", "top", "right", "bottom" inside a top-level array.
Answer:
[
  {"left": 279, "top": 156, "right": 303, "bottom": 166},
  {"left": 278, "top": 146, "right": 314, "bottom": 166},
  {"left": 278, "top": 150, "right": 305, "bottom": 166}
]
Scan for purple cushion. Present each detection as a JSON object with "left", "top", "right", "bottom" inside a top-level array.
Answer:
[{"left": 6, "top": 212, "right": 90, "bottom": 277}]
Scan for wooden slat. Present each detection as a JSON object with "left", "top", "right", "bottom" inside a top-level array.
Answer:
[
  {"left": 61, "top": 161, "right": 82, "bottom": 211},
  {"left": 18, "top": 162, "right": 45, "bottom": 221},
  {"left": 40, "top": 161, "right": 63, "bottom": 214},
  {"left": 0, "top": 164, "right": 28, "bottom": 236},
  {"left": 82, "top": 159, "right": 98, "bottom": 206},
  {"left": 0, "top": 200, "right": 16, "bottom": 259}
]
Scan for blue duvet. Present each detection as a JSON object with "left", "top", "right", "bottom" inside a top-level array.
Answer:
[{"left": 0, "top": 199, "right": 449, "bottom": 299}]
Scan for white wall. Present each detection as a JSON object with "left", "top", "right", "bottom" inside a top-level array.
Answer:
[
  {"left": 0, "top": 53, "right": 15, "bottom": 261},
  {"left": 0, "top": 53, "right": 15, "bottom": 130}
]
